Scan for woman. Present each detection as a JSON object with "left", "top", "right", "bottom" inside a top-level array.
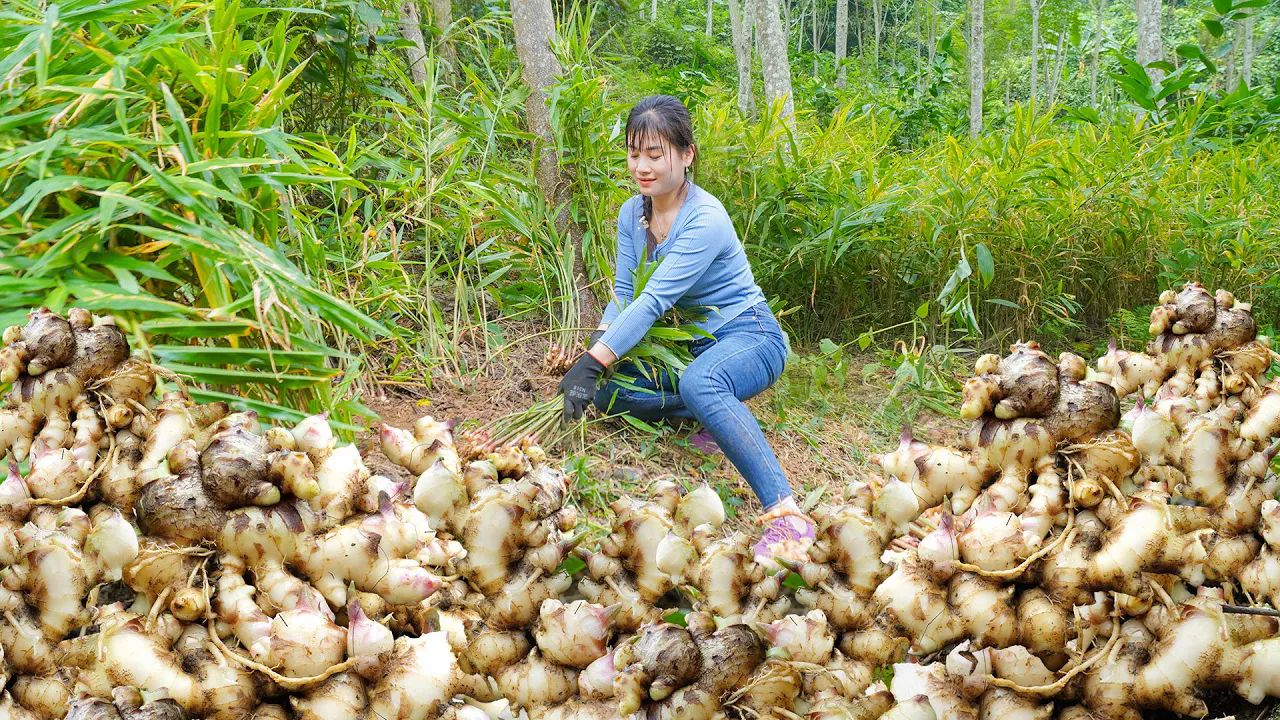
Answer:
[{"left": 557, "top": 95, "right": 813, "bottom": 570}]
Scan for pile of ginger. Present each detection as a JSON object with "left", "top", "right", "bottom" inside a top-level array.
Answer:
[{"left": 3, "top": 283, "right": 1280, "bottom": 720}]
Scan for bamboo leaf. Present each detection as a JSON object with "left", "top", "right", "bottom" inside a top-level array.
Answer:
[
  {"left": 141, "top": 318, "right": 257, "bottom": 339},
  {"left": 151, "top": 345, "right": 335, "bottom": 370},
  {"left": 163, "top": 362, "right": 330, "bottom": 389}
]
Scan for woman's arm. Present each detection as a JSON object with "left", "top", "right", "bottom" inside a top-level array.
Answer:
[{"left": 595, "top": 208, "right": 726, "bottom": 363}]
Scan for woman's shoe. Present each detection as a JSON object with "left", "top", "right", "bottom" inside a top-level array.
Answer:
[
  {"left": 688, "top": 428, "right": 721, "bottom": 455},
  {"left": 752, "top": 513, "right": 816, "bottom": 572}
]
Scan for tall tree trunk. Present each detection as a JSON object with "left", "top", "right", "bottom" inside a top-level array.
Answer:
[
  {"left": 1135, "top": 0, "right": 1164, "bottom": 85},
  {"left": 398, "top": 1, "right": 430, "bottom": 86},
  {"left": 1029, "top": 0, "right": 1041, "bottom": 105},
  {"left": 1227, "top": 19, "right": 1239, "bottom": 91},
  {"left": 1242, "top": 12, "right": 1255, "bottom": 87},
  {"left": 872, "top": 0, "right": 884, "bottom": 65},
  {"left": 651, "top": 0, "right": 658, "bottom": 21},
  {"left": 968, "top": 0, "right": 984, "bottom": 138},
  {"left": 707, "top": 0, "right": 715, "bottom": 35},
  {"left": 926, "top": 0, "right": 937, "bottom": 65},
  {"left": 854, "top": 0, "right": 863, "bottom": 52},
  {"left": 729, "top": 0, "right": 757, "bottom": 116},
  {"left": 1090, "top": 0, "right": 1104, "bottom": 108},
  {"left": 1045, "top": 30, "right": 1067, "bottom": 105},
  {"left": 511, "top": 0, "right": 589, "bottom": 323},
  {"left": 812, "top": 0, "right": 820, "bottom": 78},
  {"left": 755, "top": 0, "right": 797, "bottom": 124},
  {"left": 836, "top": 0, "right": 849, "bottom": 87},
  {"left": 429, "top": 0, "right": 456, "bottom": 65}
]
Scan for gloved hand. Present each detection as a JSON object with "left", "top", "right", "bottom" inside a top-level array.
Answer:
[
  {"left": 586, "top": 329, "right": 605, "bottom": 349},
  {"left": 558, "top": 352, "right": 605, "bottom": 423}
]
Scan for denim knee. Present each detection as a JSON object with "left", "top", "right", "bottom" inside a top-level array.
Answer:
[
  {"left": 593, "top": 384, "right": 622, "bottom": 414},
  {"left": 677, "top": 365, "right": 720, "bottom": 416}
]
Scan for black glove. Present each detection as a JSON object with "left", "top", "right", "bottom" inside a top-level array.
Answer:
[
  {"left": 558, "top": 352, "right": 605, "bottom": 423},
  {"left": 586, "top": 329, "right": 605, "bottom": 349}
]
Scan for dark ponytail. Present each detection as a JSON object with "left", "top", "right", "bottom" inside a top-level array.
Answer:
[{"left": 625, "top": 95, "right": 697, "bottom": 228}]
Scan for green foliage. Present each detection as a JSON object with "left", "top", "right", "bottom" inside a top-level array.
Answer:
[
  {"left": 4, "top": 0, "right": 1279, "bottom": 424},
  {"left": 608, "top": 256, "right": 714, "bottom": 394},
  {"left": 692, "top": 100, "right": 1280, "bottom": 351},
  {"left": 0, "top": 0, "right": 385, "bottom": 431}
]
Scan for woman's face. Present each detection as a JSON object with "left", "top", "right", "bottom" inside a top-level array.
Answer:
[{"left": 627, "top": 134, "right": 693, "bottom": 198}]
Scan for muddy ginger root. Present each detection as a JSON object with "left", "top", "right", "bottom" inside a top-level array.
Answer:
[
  {"left": 459, "top": 481, "right": 545, "bottom": 594},
  {"left": 136, "top": 440, "right": 228, "bottom": 545},
  {"left": 414, "top": 458, "right": 468, "bottom": 533},
  {"left": 673, "top": 483, "right": 726, "bottom": 534},
  {"left": 298, "top": 510, "right": 444, "bottom": 608},
  {"left": 201, "top": 421, "right": 279, "bottom": 507},
  {"left": 1176, "top": 404, "right": 1246, "bottom": 506},
  {"left": 477, "top": 564, "right": 575, "bottom": 630},
  {"left": 613, "top": 622, "right": 703, "bottom": 712},
  {"left": 495, "top": 649, "right": 578, "bottom": 708},
  {"left": 600, "top": 495, "right": 678, "bottom": 602},
  {"left": 2, "top": 520, "right": 92, "bottom": 638},
  {"left": 730, "top": 657, "right": 802, "bottom": 716},
  {"left": 985, "top": 341, "right": 1062, "bottom": 420},
  {"left": 810, "top": 501, "right": 890, "bottom": 593},
  {"left": 636, "top": 623, "right": 765, "bottom": 720},
  {"left": 0, "top": 308, "right": 76, "bottom": 382}
]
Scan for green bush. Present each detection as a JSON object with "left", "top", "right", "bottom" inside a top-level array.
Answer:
[{"left": 0, "top": 0, "right": 385, "bottom": 429}]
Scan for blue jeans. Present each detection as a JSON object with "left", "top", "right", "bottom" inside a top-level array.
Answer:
[{"left": 594, "top": 302, "right": 793, "bottom": 509}]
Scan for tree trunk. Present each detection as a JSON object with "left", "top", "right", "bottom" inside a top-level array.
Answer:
[
  {"left": 836, "top": 0, "right": 849, "bottom": 87},
  {"left": 707, "top": 0, "right": 715, "bottom": 35},
  {"left": 927, "top": 0, "right": 937, "bottom": 66},
  {"left": 729, "top": 0, "right": 756, "bottom": 116},
  {"left": 755, "top": 0, "right": 796, "bottom": 124},
  {"left": 511, "top": 0, "right": 588, "bottom": 315},
  {"left": 1135, "top": 0, "right": 1163, "bottom": 85},
  {"left": 854, "top": 0, "right": 863, "bottom": 52},
  {"left": 968, "top": 0, "right": 984, "bottom": 138},
  {"left": 398, "top": 1, "right": 430, "bottom": 86},
  {"left": 1227, "top": 19, "right": 1239, "bottom": 91},
  {"left": 651, "top": 0, "right": 658, "bottom": 21},
  {"left": 872, "top": 0, "right": 883, "bottom": 65},
  {"left": 812, "top": 0, "right": 820, "bottom": 77},
  {"left": 1045, "top": 30, "right": 1067, "bottom": 106},
  {"left": 1242, "top": 12, "right": 1255, "bottom": 87},
  {"left": 1029, "top": 0, "right": 1041, "bottom": 105},
  {"left": 1090, "top": 0, "right": 1104, "bottom": 108},
  {"left": 429, "top": 0, "right": 456, "bottom": 65},
  {"left": 511, "top": 0, "right": 563, "bottom": 197}
]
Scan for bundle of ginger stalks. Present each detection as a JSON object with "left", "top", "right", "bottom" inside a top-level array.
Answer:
[{"left": 4, "top": 283, "right": 1280, "bottom": 720}]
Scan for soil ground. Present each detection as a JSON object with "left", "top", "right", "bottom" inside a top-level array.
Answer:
[
  {"left": 355, "top": 340, "right": 1278, "bottom": 720},
  {"left": 358, "top": 341, "right": 962, "bottom": 530}
]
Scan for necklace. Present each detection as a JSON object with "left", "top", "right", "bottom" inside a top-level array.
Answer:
[{"left": 640, "top": 181, "right": 689, "bottom": 245}]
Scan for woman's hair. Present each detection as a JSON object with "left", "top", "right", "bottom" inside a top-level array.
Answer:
[{"left": 625, "top": 95, "right": 697, "bottom": 180}]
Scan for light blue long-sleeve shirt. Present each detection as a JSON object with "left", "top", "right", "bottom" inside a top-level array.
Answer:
[{"left": 597, "top": 183, "right": 768, "bottom": 359}]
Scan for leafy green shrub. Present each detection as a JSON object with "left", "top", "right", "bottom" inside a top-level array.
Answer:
[{"left": 0, "top": 0, "right": 385, "bottom": 429}]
